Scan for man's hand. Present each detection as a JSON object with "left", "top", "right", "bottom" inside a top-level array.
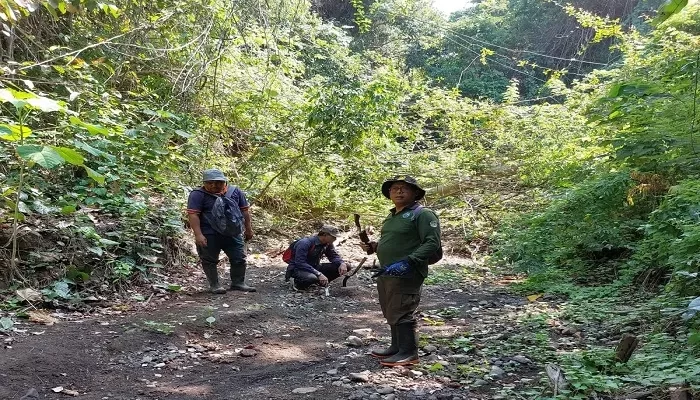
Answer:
[
  {"left": 318, "top": 274, "right": 329, "bottom": 287},
  {"left": 338, "top": 262, "right": 348, "bottom": 276},
  {"left": 359, "top": 241, "right": 377, "bottom": 255},
  {"left": 244, "top": 230, "right": 254, "bottom": 242},
  {"left": 195, "top": 234, "right": 207, "bottom": 247}
]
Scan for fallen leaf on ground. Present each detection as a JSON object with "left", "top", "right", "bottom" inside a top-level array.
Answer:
[
  {"left": 527, "top": 293, "right": 544, "bottom": 302},
  {"left": 28, "top": 310, "right": 58, "bottom": 325}
]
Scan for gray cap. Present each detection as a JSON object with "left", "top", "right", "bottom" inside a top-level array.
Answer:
[
  {"left": 202, "top": 168, "right": 227, "bottom": 182},
  {"left": 319, "top": 225, "right": 341, "bottom": 237}
]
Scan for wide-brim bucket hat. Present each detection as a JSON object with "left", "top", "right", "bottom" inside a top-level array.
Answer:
[
  {"left": 381, "top": 175, "right": 426, "bottom": 201},
  {"left": 202, "top": 168, "right": 227, "bottom": 182}
]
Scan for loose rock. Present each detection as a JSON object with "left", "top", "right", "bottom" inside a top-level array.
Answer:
[
  {"left": 239, "top": 348, "right": 257, "bottom": 357},
  {"left": 346, "top": 336, "right": 364, "bottom": 347},
  {"left": 489, "top": 365, "right": 505, "bottom": 378},
  {"left": 352, "top": 328, "right": 373, "bottom": 337},
  {"left": 410, "top": 370, "right": 423, "bottom": 378},
  {"left": 448, "top": 354, "right": 469, "bottom": 364},
  {"left": 348, "top": 370, "right": 370, "bottom": 382},
  {"left": 377, "top": 386, "right": 394, "bottom": 394},
  {"left": 512, "top": 355, "right": 532, "bottom": 364},
  {"left": 423, "top": 344, "right": 438, "bottom": 353},
  {"left": 292, "top": 387, "right": 318, "bottom": 394}
]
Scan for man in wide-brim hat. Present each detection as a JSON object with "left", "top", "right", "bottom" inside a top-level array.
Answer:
[{"left": 360, "top": 175, "right": 441, "bottom": 367}]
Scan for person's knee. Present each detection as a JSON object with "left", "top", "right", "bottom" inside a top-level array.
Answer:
[
  {"left": 294, "top": 272, "right": 319, "bottom": 287},
  {"left": 199, "top": 253, "right": 219, "bottom": 265}
]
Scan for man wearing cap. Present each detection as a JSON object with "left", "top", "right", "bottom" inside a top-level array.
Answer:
[
  {"left": 360, "top": 176, "right": 441, "bottom": 367},
  {"left": 284, "top": 225, "right": 350, "bottom": 290},
  {"left": 187, "top": 168, "right": 256, "bottom": 294}
]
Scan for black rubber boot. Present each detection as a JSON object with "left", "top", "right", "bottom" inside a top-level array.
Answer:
[
  {"left": 371, "top": 325, "right": 398, "bottom": 359},
  {"left": 203, "top": 264, "right": 226, "bottom": 294},
  {"left": 380, "top": 321, "right": 419, "bottom": 367},
  {"left": 230, "top": 262, "right": 256, "bottom": 292}
]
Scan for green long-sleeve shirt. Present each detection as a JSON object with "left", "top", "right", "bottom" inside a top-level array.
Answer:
[{"left": 376, "top": 202, "right": 441, "bottom": 277}]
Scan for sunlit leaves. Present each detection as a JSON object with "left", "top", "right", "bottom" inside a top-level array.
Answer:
[
  {"left": 653, "top": 0, "right": 689, "bottom": 26},
  {"left": 69, "top": 116, "right": 110, "bottom": 135},
  {"left": 0, "top": 124, "right": 32, "bottom": 141},
  {"left": 0, "top": 88, "right": 65, "bottom": 112},
  {"left": 16, "top": 145, "right": 65, "bottom": 168},
  {"left": 84, "top": 166, "right": 105, "bottom": 184},
  {"left": 51, "top": 146, "right": 84, "bottom": 166}
]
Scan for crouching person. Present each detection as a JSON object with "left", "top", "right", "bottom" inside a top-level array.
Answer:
[{"left": 284, "top": 225, "right": 349, "bottom": 290}]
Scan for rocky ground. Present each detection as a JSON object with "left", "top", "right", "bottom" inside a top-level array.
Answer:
[{"left": 0, "top": 244, "right": 580, "bottom": 400}]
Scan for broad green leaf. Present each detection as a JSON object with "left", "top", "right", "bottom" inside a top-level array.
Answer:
[
  {"left": 32, "top": 200, "right": 57, "bottom": 215},
  {"left": 151, "top": 121, "right": 169, "bottom": 129},
  {"left": 653, "top": 0, "right": 688, "bottom": 25},
  {"left": 167, "top": 284, "right": 182, "bottom": 292},
  {"left": 0, "top": 124, "right": 32, "bottom": 141},
  {"left": 0, "top": 317, "right": 13, "bottom": 332},
  {"left": 26, "top": 96, "right": 64, "bottom": 112},
  {"left": 99, "top": 238, "right": 120, "bottom": 246},
  {"left": 174, "top": 130, "right": 191, "bottom": 138},
  {"left": 60, "top": 205, "right": 77, "bottom": 214},
  {"left": 53, "top": 281, "right": 71, "bottom": 299},
  {"left": 83, "top": 166, "right": 105, "bottom": 184},
  {"left": 16, "top": 145, "right": 65, "bottom": 169},
  {"left": 69, "top": 116, "right": 110, "bottom": 135},
  {"left": 66, "top": 268, "right": 90, "bottom": 282},
  {"left": 87, "top": 246, "right": 103, "bottom": 256},
  {"left": 74, "top": 140, "right": 115, "bottom": 161},
  {"left": 50, "top": 146, "right": 84, "bottom": 166},
  {"left": 17, "top": 201, "right": 31, "bottom": 214},
  {"left": 156, "top": 110, "right": 178, "bottom": 119}
]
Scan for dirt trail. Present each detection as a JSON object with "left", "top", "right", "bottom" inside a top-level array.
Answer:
[{"left": 0, "top": 250, "right": 539, "bottom": 400}]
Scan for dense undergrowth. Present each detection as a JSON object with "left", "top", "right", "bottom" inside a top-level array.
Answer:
[{"left": 0, "top": 0, "right": 699, "bottom": 397}]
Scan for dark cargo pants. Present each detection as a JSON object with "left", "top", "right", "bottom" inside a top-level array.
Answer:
[
  {"left": 196, "top": 233, "right": 247, "bottom": 283},
  {"left": 377, "top": 272, "right": 425, "bottom": 325},
  {"left": 290, "top": 263, "right": 341, "bottom": 289}
]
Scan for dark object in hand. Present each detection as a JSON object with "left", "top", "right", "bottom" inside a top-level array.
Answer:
[{"left": 354, "top": 213, "right": 372, "bottom": 254}]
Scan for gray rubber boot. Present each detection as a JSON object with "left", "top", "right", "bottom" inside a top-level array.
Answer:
[
  {"left": 230, "top": 262, "right": 256, "bottom": 292},
  {"left": 203, "top": 264, "right": 226, "bottom": 294},
  {"left": 371, "top": 325, "right": 398, "bottom": 358}
]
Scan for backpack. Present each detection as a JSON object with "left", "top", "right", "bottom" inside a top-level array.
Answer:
[
  {"left": 282, "top": 239, "right": 316, "bottom": 264},
  {"left": 413, "top": 205, "right": 443, "bottom": 265},
  {"left": 197, "top": 187, "right": 245, "bottom": 237}
]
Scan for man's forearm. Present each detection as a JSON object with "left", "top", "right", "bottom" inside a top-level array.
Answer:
[
  {"left": 188, "top": 214, "right": 204, "bottom": 236},
  {"left": 242, "top": 209, "right": 252, "bottom": 231}
]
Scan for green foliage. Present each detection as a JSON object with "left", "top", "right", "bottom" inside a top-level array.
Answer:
[
  {"left": 632, "top": 180, "right": 700, "bottom": 295},
  {"left": 495, "top": 171, "right": 641, "bottom": 279},
  {"left": 142, "top": 320, "right": 175, "bottom": 335},
  {"left": 653, "top": 0, "right": 689, "bottom": 26}
]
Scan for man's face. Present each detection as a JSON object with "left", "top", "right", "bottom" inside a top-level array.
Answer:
[
  {"left": 203, "top": 180, "right": 225, "bottom": 193},
  {"left": 389, "top": 182, "right": 416, "bottom": 206},
  {"left": 319, "top": 234, "right": 337, "bottom": 245}
]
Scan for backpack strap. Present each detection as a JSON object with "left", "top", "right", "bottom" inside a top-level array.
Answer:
[{"left": 224, "top": 186, "right": 236, "bottom": 198}]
